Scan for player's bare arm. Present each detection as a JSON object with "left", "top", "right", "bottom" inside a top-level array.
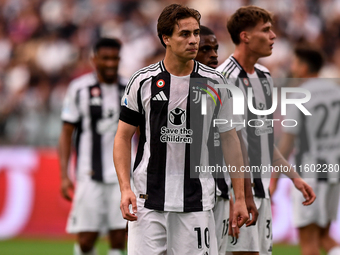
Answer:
[
  {"left": 237, "top": 130, "right": 258, "bottom": 227},
  {"left": 270, "top": 132, "right": 295, "bottom": 195},
  {"left": 113, "top": 120, "right": 138, "bottom": 221},
  {"left": 272, "top": 145, "right": 316, "bottom": 205},
  {"left": 58, "top": 122, "right": 75, "bottom": 201},
  {"left": 220, "top": 128, "right": 249, "bottom": 230}
]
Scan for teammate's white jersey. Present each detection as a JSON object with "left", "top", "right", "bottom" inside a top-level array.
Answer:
[
  {"left": 61, "top": 72, "right": 126, "bottom": 183},
  {"left": 120, "top": 60, "right": 235, "bottom": 212},
  {"left": 283, "top": 79, "right": 340, "bottom": 183},
  {"left": 217, "top": 55, "right": 274, "bottom": 198}
]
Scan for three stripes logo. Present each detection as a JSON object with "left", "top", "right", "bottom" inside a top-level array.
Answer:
[
  {"left": 192, "top": 82, "right": 222, "bottom": 115},
  {"left": 152, "top": 91, "right": 168, "bottom": 101}
]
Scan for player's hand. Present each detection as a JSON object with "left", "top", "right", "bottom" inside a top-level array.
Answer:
[
  {"left": 228, "top": 198, "right": 240, "bottom": 238},
  {"left": 232, "top": 198, "right": 249, "bottom": 229},
  {"left": 269, "top": 178, "right": 279, "bottom": 197},
  {"left": 60, "top": 177, "right": 74, "bottom": 201},
  {"left": 245, "top": 195, "right": 258, "bottom": 227},
  {"left": 120, "top": 189, "right": 138, "bottom": 221},
  {"left": 292, "top": 178, "right": 316, "bottom": 205}
]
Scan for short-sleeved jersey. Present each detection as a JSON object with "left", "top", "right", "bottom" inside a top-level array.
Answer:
[
  {"left": 217, "top": 55, "right": 274, "bottom": 199},
  {"left": 61, "top": 72, "right": 126, "bottom": 183},
  {"left": 283, "top": 79, "right": 340, "bottom": 183},
  {"left": 120, "top": 60, "right": 235, "bottom": 212}
]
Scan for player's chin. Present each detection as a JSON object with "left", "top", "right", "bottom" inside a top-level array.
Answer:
[
  {"left": 267, "top": 48, "right": 274, "bottom": 55},
  {"left": 102, "top": 76, "right": 115, "bottom": 83},
  {"left": 186, "top": 50, "right": 198, "bottom": 58},
  {"left": 208, "top": 62, "right": 218, "bottom": 69}
]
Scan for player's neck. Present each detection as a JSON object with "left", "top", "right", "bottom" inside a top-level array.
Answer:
[
  {"left": 163, "top": 53, "right": 194, "bottom": 76},
  {"left": 233, "top": 47, "right": 259, "bottom": 74}
]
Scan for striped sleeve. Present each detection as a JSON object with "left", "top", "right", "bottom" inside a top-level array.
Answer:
[
  {"left": 61, "top": 81, "right": 81, "bottom": 124},
  {"left": 120, "top": 73, "right": 144, "bottom": 126}
]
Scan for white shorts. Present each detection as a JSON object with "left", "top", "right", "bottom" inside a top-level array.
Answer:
[
  {"left": 226, "top": 197, "right": 272, "bottom": 255},
  {"left": 293, "top": 182, "right": 340, "bottom": 228},
  {"left": 213, "top": 196, "right": 230, "bottom": 255},
  {"left": 66, "top": 179, "right": 126, "bottom": 233},
  {"left": 127, "top": 204, "right": 218, "bottom": 255}
]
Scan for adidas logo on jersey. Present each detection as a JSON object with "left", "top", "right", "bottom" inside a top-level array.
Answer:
[{"left": 152, "top": 91, "right": 168, "bottom": 101}]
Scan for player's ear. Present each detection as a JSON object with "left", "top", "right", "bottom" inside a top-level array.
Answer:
[
  {"left": 163, "top": 34, "right": 170, "bottom": 46},
  {"left": 240, "top": 31, "right": 249, "bottom": 44}
]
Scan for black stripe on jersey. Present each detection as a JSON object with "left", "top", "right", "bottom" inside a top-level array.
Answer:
[
  {"left": 220, "top": 60, "right": 233, "bottom": 74},
  {"left": 126, "top": 62, "right": 159, "bottom": 92},
  {"left": 144, "top": 71, "right": 171, "bottom": 211},
  {"left": 227, "top": 65, "right": 238, "bottom": 78},
  {"left": 89, "top": 83, "right": 104, "bottom": 182},
  {"left": 230, "top": 56, "right": 242, "bottom": 70},
  {"left": 184, "top": 71, "right": 204, "bottom": 211},
  {"left": 227, "top": 57, "right": 243, "bottom": 79},
  {"left": 226, "top": 62, "right": 237, "bottom": 76},
  {"left": 133, "top": 117, "right": 146, "bottom": 172},
  {"left": 133, "top": 78, "right": 148, "bottom": 171},
  {"left": 160, "top": 60, "right": 165, "bottom": 72},
  {"left": 126, "top": 63, "right": 160, "bottom": 94},
  {"left": 238, "top": 72, "right": 266, "bottom": 198},
  {"left": 120, "top": 107, "right": 143, "bottom": 126},
  {"left": 198, "top": 63, "right": 226, "bottom": 82},
  {"left": 121, "top": 77, "right": 148, "bottom": 126},
  {"left": 295, "top": 113, "right": 309, "bottom": 176},
  {"left": 193, "top": 60, "right": 198, "bottom": 73},
  {"left": 255, "top": 68, "right": 274, "bottom": 165}
]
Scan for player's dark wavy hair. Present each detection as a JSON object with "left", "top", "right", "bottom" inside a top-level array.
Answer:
[
  {"left": 200, "top": 25, "right": 215, "bottom": 36},
  {"left": 157, "top": 4, "right": 201, "bottom": 48},
  {"left": 227, "top": 6, "right": 273, "bottom": 45},
  {"left": 294, "top": 45, "right": 324, "bottom": 74},
  {"left": 93, "top": 38, "right": 122, "bottom": 54}
]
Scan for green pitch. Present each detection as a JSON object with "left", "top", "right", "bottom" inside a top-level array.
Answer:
[
  {"left": 0, "top": 238, "right": 122, "bottom": 255},
  {"left": 0, "top": 238, "right": 324, "bottom": 255}
]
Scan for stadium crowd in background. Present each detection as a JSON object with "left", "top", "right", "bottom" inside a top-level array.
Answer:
[{"left": 1, "top": 0, "right": 340, "bottom": 145}]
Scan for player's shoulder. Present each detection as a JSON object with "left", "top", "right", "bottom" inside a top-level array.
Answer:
[
  {"left": 254, "top": 63, "right": 271, "bottom": 76},
  {"left": 216, "top": 56, "right": 242, "bottom": 78},
  {"left": 68, "top": 72, "right": 97, "bottom": 91},
  {"left": 301, "top": 78, "right": 340, "bottom": 94},
  {"left": 125, "top": 61, "right": 163, "bottom": 92},
  {"left": 216, "top": 57, "right": 232, "bottom": 72},
  {"left": 195, "top": 61, "right": 225, "bottom": 81},
  {"left": 129, "top": 62, "right": 163, "bottom": 83}
]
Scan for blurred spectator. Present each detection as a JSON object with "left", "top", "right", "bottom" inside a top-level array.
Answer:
[{"left": 1, "top": 0, "right": 340, "bottom": 146}]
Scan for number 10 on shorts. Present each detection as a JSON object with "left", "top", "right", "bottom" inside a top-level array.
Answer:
[{"left": 194, "top": 227, "right": 210, "bottom": 249}]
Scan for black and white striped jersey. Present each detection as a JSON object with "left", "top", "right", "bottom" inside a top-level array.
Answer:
[
  {"left": 283, "top": 79, "right": 340, "bottom": 183},
  {"left": 120, "top": 60, "right": 235, "bottom": 212},
  {"left": 217, "top": 55, "right": 274, "bottom": 199},
  {"left": 61, "top": 72, "right": 126, "bottom": 183}
]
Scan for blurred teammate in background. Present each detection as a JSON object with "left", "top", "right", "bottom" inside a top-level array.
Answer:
[
  {"left": 195, "top": 25, "right": 219, "bottom": 69},
  {"left": 272, "top": 46, "right": 340, "bottom": 255},
  {"left": 113, "top": 4, "right": 249, "bottom": 254},
  {"left": 195, "top": 25, "right": 258, "bottom": 255},
  {"left": 58, "top": 38, "right": 127, "bottom": 255},
  {"left": 217, "top": 6, "right": 316, "bottom": 255}
]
